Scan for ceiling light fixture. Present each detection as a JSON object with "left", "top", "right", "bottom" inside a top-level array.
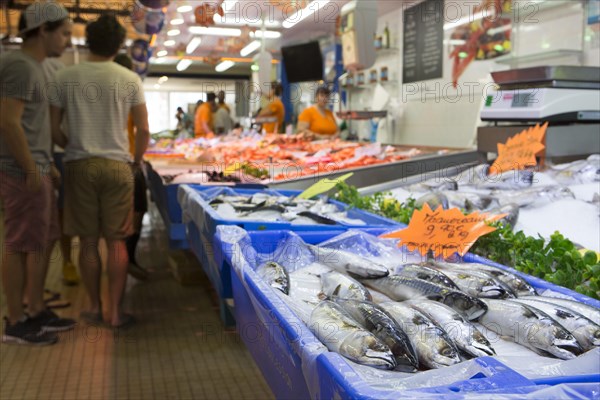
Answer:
[
  {"left": 177, "top": 5, "right": 193, "bottom": 13},
  {"left": 240, "top": 40, "right": 261, "bottom": 57},
  {"left": 188, "top": 26, "right": 241, "bottom": 37},
  {"left": 214, "top": 15, "right": 280, "bottom": 28},
  {"left": 282, "top": 0, "right": 330, "bottom": 29},
  {"left": 177, "top": 59, "right": 193, "bottom": 71},
  {"left": 250, "top": 30, "right": 282, "bottom": 39},
  {"left": 158, "top": 76, "right": 169, "bottom": 84},
  {"left": 167, "top": 29, "right": 181, "bottom": 36},
  {"left": 186, "top": 37, "right": 202, "bottom": 54},
  {"left": 164, "top": 40, "right": 176, "bottom": 47},
  {"left": 156, "top": 49, "right": 168, "bottom": 57},
  {"left": 215, "top": 60, "right": 235, "bottom": 72}
]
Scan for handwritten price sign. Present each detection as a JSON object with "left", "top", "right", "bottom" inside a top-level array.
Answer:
[
  {"left": 381, "top": 204, "right": 506, "bottom": 259},
  {"left": 490, "top": 122, "right": 547, "bottom": 175}
]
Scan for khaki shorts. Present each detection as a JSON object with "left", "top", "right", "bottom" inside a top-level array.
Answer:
[{"left": 64, "top": 158, "right": 133, "bottom": 240}]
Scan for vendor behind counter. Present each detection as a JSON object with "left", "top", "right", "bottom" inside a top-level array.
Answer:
[{"left": 297, "top": 86, "right": 339, "bottom": 140}]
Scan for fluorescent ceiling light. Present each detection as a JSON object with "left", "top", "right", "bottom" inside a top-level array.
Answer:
[
  {"left": 158, "top": 76, "right": 169, "bottom": 84},
  {"left": 443, "top": 11, "right": 485, "bottom": 30},
  {"left": 164, "top": 40, "right": 176, "bottom": 47},
  {"left": 240, "top": 40, "right": 261, "bottom": 57},
  {"left": 167, "top": 29, "right": 181, "bottom": 36},
  {"left": 188, "top": 26, "right": 241, "bottom": 36},
  {"left": 213, "top": 14, "right": 280, "bottom": 28},
  {"left": 156, "top": 49, "right": 168, "bottom": 57},
  {"left": 186, "top": 37, "right": 202, "bottom": 54},
  {"left": 171, "top": 18, "right": 184, "bottom": 25},
  {"left": 251, "top": 30, "right": 281, "bottom": 39},
  {"left": 177, "top": 5, "right": 192, "bottom": 13},
  {"left": 177, "top": 59, "right": 193, "bottom": 71},
  {"left": 283, "top": 0, "right": 330, "bottom": 29},
  {"left": 215, "top": 60, "right": 235, "bottom": 72}
]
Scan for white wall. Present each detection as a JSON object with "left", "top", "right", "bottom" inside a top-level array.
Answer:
[{"left": 346, "top": 0, "right": 599, "bottom": 148}]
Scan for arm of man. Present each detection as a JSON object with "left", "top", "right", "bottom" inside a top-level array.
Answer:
[
  {"left": 131, "top": 103, "right": 150, "bottom": 164},
  {"left": 0, "top": 98, "right": 40, "bottom": 191},
  {"left": 50, "top": 105, "right": 68, "bottom": 148}
]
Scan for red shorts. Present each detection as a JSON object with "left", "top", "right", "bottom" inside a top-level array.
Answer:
[{"left": 0, "top": 172, "right": 60, "bottom": 252}]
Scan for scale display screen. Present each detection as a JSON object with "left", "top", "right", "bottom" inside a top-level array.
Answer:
[{"left": 511, "top": 92, "right": 536, "bottom": 108}]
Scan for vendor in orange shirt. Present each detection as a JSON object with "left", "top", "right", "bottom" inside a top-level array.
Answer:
[
  {"left": 194, "top": 92, "right": 217, "bottom": 137},
  {"left": 257, "top": 81, "right": 284, "bottom": 134},
  {"left": 297, "top": 86, "right": 339, "bottom": 140}
]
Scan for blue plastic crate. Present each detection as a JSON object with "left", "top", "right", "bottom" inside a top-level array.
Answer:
[{"left": 216, "top": 227, "right": 600, "bottom": 399}]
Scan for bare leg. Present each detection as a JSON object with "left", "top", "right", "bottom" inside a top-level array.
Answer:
[
  {"left": 2, "top": 249, "right": 26, "bottom": 324},
  {"left": 106, "top": 239, "right": 129, "bottom": 326},
  {"left": 79, "top": 237, "right": 101, "bottom": 313},
  {"left": 26, "top": 244, "right": 53, "bottom": 317}
]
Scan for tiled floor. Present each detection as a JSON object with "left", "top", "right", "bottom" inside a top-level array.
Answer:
[{"left": 0, "top": 205, "right": 274, "bottom": 400}]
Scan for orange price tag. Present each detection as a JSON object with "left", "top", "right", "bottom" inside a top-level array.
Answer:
[
  {"left": 490, "top": 122, "right": 548, "bottom": 175},
  {"left": 380, "top": 204, "right": 507, "bottom": 259}
]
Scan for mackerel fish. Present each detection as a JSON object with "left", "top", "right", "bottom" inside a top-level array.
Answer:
[
  {"left": 309, "top": 246, "right": 389, "bottom": 278},
  {"left": 319, "top": 270, "right": 372, "bottom": 301},
  {"left": 256, "top": 261, "right": 290, "bottom": 295}
]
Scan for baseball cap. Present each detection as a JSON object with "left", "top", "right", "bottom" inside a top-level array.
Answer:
[{"left": 19, "top": 2, "right": 70, "bottom": 37}]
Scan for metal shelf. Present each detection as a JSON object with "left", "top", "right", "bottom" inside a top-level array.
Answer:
[{"left": 494, "top": 49, "right": 583, "bottom": 67}]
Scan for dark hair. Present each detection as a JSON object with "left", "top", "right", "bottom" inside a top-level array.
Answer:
[
  {"left": 207, "top": 92, "right": 217, "bottom": 102},
  {"left": 86, "top": 15, "right": 126, "bottom": 57},
  {"left": 271, "top": 81, "right": 282, "bottom": 96},
  {"left": 177, "top": 107, "right": 184, "bottom": 112},
  {"left": 18, "top": 14, "right": 68, "bottom": 40},
  {"left": 315, "top": 86, "right": 331, "bottom": 98},
  {"left": 113, "top": 53, "right": 133, "bottom": 70}
]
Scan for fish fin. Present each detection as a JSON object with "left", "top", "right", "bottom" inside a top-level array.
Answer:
[{"left": 332, "top": 284, "right": 342, "bottom": 298}]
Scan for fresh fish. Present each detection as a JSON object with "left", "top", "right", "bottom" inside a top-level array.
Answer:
[
  {"left": 479, "top": 299, "right": 583, "bottom": 359},
  {"left": 494, "top": 186, "right": 575, "bottom": 209},
  {"left": 320, "top": 271, "right": 372, "bottom": 301},
  {"left": 414, "top": 192, "right": 449, "bottom": 210},
  {"left": 459, "top": 262, "right": 537, "bottom": 297},
  {"left": 512, "top": 298, "right": 600, "bottom": 351},
  {"left": 310, "top": 246, "right": 389, "bottom": 278},
  {"left": 250, "top": 192, "right": 272, "bottom": 204},
  {"left": 309, "top": 202, "right": 340, "bottom": 215},
  {"left": 394, "top": 264, "right": 460, "bottom": 290},
  {"left": 256, "top": 261, "right": 290, "bottom": 295},
  {"left": 326, "top": 212, "right": 367, "bottom": 226},
  {"left": 334, "top": 299, "right": 419, "bottom": 372},
  {"left": 241, "top": 205, "right": 286, "bottom": 221},
  {"left": 521, "top": 296, "right": 600, "bottom": 326},
  {"left": 407, "top": 179, "right": 458, "bottom": 193},
  {"left": 309, "top": 301, "right": 396, "bottom": 369},
  {"left": 361, "top": 276, "right": 488, "bottom": 320},
  {"left": 450, "top": 164, "right": 490, "bottom": 187},
  {"left": 425, "top": 263, "right": 511, "bottom": 299},
  {"left": 445, "top": 191, "right": 500, "bottom": 212},
  {"left": 405, "top": 299, "right": 496, "bottom": 358},
  {"left": 381, "top": 302, "right": 461, "bottom": 369},
  {"left": 549, "top": 155, "right": 600, "bottom": 184},
  {"left": 486, "top": 203, "right": 520, "bottom": 228},
  {"left": 296, "top": 211, "right": 337, "bottom": 225},
  {"left": 475, "top": 167, "right": 535, "bottom": 190}
]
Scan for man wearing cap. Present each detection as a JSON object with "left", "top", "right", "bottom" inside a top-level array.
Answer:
[
  {"left": 50, "top": 15, "right": 150, "bottom": 329},
  {"left": 0, "top": 1, "right": 76, "bottom": 345}
]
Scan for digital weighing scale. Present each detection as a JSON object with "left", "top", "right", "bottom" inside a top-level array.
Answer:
[{"left": 477, "top": 66, "right": 600, "bottom": 161}]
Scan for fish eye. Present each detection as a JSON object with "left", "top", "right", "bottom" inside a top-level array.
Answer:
[{"left": 441, "top": 346, "right": 454, "bottom": 357}]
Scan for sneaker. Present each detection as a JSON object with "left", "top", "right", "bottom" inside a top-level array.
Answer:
[
  {"left": 62, "top": 261, "right": 80, "bottom": 285},
  {"left": 128, "top": 262, "right": 149, "bottom": 281},
  {"left": 2, "top": 317, "right": 58, "bottom": 345},
  {"left": 30, "top": 309, "right": 76, "bottom": 332}
]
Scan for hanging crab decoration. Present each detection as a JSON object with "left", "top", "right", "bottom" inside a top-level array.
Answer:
[
  {"left": 203, "top": 53, "right": 222, "bottom": 66},
  {"left": 449, "top": 0, "right": 512, "bottom": 87},
  {"left": 194, "top": 1, "right": 225, "bottom": 27}
]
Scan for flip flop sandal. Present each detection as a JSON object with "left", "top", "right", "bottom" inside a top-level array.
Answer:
[{"left": 112, "top": 314, "right": 136, "bottom": 330}]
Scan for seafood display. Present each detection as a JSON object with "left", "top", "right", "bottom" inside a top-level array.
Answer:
[{"left": 251, "top": 230, "right": 599, "bottom": 373}]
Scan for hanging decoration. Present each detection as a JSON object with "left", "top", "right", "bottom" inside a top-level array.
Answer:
[
  {"left": 130, "top": 39, "right": 152, "bottom": 77},
  {"left": 194, "top": 1, "right": 225, "bottom": 27},
  {"left": 139, "top": 0, "right": 169, "bottom": 9},
  {"left": 131, "top": 0, "right": 166, "bottom": 35}
]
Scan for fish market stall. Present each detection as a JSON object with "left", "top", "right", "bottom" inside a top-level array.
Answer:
[
  {"left": 177, "top": 186, "right": 399, "bottom": 325},
  {"left": 144, "top": 134, "right": 479, "bottom": 247},
  {"left": 214, "top": 227, "right": 600, "bottom": 399}
]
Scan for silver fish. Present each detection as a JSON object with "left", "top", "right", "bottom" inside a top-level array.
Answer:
[
  {"left": 479, "top": 299, "right": 583, "bottom": 360},
  {"left": 334, "top": 299, "right": 419, "bottom": 372},
  {"left": 256, "top": 261, "right": 290, "bottom": 295},
  {"left": 493, "top": 186, "right": 575, "bottom": 209},
  {"left": 445, "top": 191, "right": 500, "bottom": 212},
  {"left": 381, "top": 302, "right": 461, "bottom": 369},
  {"left": 415, "top": 192, "right": 449, "bottom": 210},
  {"left": 486, "top": 203, "right": 520, "bottom": 228},
  {"left": 549, "top": 156, "right": 600, "bottom": 185},
  {"left": 394, "top": 264, "right": 460, "bottom": 290},
  {"left": 405, "top": 299, "right": 496, "bottom": 358},
  {"left": 407, "top": 179, "right": 458, "bottom": 193},
  {"left": 309, "top": 301, "right": 396, "bottom": 369},
  {"left": 309, "top": 246, "right": 389, "bottom": 278},
  {"left": 512, "top": 298, "right": 600, "bottom": 351},
  {"left": 475, "top": 167, "right": 534, "bottom": 190},
  {"left": 320, "top": 271, "right": 372, "bottom": 301},
  {"left": 426, "top": 263, "right": 511, "bottom": 299},
  {"left": 361, "top": 275, "right": 488, "bottom": 320},
  {"left": 454, "top": 262, "right": 537, "bottom": 297},
  {"left": 521, "top": 296, "right": 600, "bottom": 326}
]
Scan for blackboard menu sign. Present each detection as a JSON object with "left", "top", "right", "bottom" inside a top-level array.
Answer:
[{"left": 403, "top": 0, "right": 444, "bottom": 84}]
